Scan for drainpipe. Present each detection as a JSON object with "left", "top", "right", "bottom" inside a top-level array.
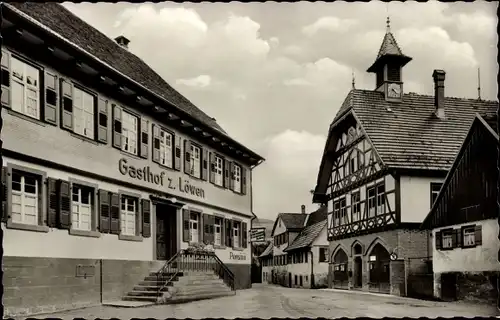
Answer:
[{"left": 310, "top": 249, "right": 314, "bottom": 289}]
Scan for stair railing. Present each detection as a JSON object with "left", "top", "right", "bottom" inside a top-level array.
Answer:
[{"left": 156, "top": 250, "right": 236, "bottom": 298}]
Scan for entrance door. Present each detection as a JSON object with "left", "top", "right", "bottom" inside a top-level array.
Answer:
[
  {"left": 368, "top": 243, "right": 390, "bottom": 293},
  {"left": 354, "top": 256, "right": 362, "bottom": 288},
  {"left": 156, "top": 204, "right": 177, "bottom": 261}
]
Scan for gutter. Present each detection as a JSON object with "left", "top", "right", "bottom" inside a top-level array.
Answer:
[{"left": 310, "top": 248, "right": 314, "bottom": 289}]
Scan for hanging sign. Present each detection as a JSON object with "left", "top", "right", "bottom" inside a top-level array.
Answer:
[{"left": 249, "top": 228, "right": 266, "bottom": 242}]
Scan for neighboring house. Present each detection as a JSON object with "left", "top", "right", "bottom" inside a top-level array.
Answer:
[
  {"left": 311, "top": 20, "right": 498, "bottom": 297},
  {"left": 259, "top": 205, "right": 328, "bottom": 288},
  {"left": 1, "top": 2, "right": 264, "bottom": 316},
  {"left": 421, "top": 114, "right": 499, "bottom": 306}
]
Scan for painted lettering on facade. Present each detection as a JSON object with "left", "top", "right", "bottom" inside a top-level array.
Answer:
[
  {"left": 118, "top": 158, "right": 205, "bottom": 198},
  {"left": 230, "top": 252, "right": 246, "bottom": 261}
]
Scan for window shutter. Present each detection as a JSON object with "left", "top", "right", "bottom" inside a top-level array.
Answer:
[
  {"left": 209, "top": 153, "right": 215, "bottom": 184},
  {"left": 225, "top": 219, "right": 232, "bottom": 247},
  {"left": 174, "top": 136, "right": 182, "bottom": 171},
  {"left": 241, "top": 166, "right": 247, "bottom": 195},
  {"left": 1, "top": 50, "right": 11, "bottom": 109},
  {"left": 60, "top": 79, "right": 73, "bottom": 130},
  {"left": 475, "top": 225, "right": 482, "bottom": 245},
  {"left": 152, "top": 124, "right": 160, "bottom": 163},
  {"left": 455, "top": 229, "right": 462, "bottom": 248},
  {"left": 112, "top": 104, "right": 122, "bottom": 149},
  {"left": 44, "top": 72, "right": 58, "bottom": 125},
  {"left": 242, "top": 222, "right": 248, "bottom": 248},
  {"left": 139, "top": 118, "right": 149, "bottom": 159},
  {"left": 1, "top": 167, "right": 8, "bottom": 223},
  {"left": 435, "top": 231, "right": 442, "bottom": 250},
  {"left": 47, "top": 178, "right": 58, "bottom": 227},
  {"left": 209, "top": 215, "right": 215, "bottom": 244},
  {"left": 141, "top": 199, "right": 151, "bottom": 238},
  {"left": 202, "top": 148, "right": 209, "bottom": 181},
  {"left": 97, "top": 98, "right": 108, "bottom": 144},
  {"left": 182, "top": 209, "right": 190, "bottom": 242},
  {"left": 98, "top": 189, "right": 110, "bottom": 233},
  {"left": 184, "top": 140, "right": 192, "bottom": 175},
  {"left": 58, "top": 180, "right": 71, "bottom": 229},
  {"left": 229, "top": 162, "right": 235, "bottom": 191},
  {"left": 450, "top": 230, "right": 457, "bottom": 248},
  {"left": 223, "top": 159, "right": 230, "bottom": 189},
  {"left": 109, "top": 193, "right": 120, "bottom": 234}
]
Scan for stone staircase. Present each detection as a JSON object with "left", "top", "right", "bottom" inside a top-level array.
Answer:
[{"left": 122, "top": 270, "right": 235, "bottom": 304}]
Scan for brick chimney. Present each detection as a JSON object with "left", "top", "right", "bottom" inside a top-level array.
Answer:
[
  {"left": 433, "top": 70, "right": 446, "bottom": 119},
  {"left": 114, "top": 35, "right": 130, "bottom": 50},
  {"left": 301, "top": 205, "right": 306, "bottom": 214}
]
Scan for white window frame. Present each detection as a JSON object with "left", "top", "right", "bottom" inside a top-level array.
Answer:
[
  {"left": 121, "top": 110, "right": 138, "bottom": 155},
  {"left": 339, "top": 198, "right": 346, "bottom": 225},
  {"left": 442, "top": 231, "right": 453, "bottom": 249},
  {"left": 214, "top": 217, "right": 222, "bottom": 246},
  {"left": 367, "top": 186, "right": 376, "bottom": 218},
  {"left": 190, "top": 144, "right": 201, "bottom": 178},
  {"left": 351, "top": 192, "right": 361, "bottom": 222},
  {"left": 189, "top": 212, "right": 200, "bottom": 243},
  {"left": 214, "top": 155, "right": 223, "bottom": 186},
  {"left": 159, "top": 128, "right": 173, "bottom": 168},
  {"left": 431, "top": 183, "right": 442, "bottom": 207},
  {"left": 73, "top": 87, "right": 95, "bottom": 139},
  {"left": 333, "top": 200, "right": 340, "bottom": 227},
  {"left": 463, "top": 227, "right": 475, "bottom": 247},
  {"left": 11, "top": 170, "right": 39, "bottom": 225},
  {"left": 233, "top": 221, "right": 240, "bottom": 248},
  {"left": 71, "top": 185, "right": 93, "bottom": 231},
  {"left": 233, "top": 164, "right": 242, "bottom": 193},
  {"left": 376, "top": 183, "right": 385, "bottom": 215},
  {"left": 11, "top": 56, "right": 40, "bottom": 120},
  {"left": 120, "top": 196, "right": 137, "bottom": 236}
]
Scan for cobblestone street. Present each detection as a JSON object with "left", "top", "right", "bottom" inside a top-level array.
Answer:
[{"left": 19, "top": 284, "right": 499, "bottom": 319}]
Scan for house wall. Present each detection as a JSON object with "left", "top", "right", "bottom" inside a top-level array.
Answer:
[
  {"left": 432, "top": 219, "right": 500, "bottom": 305},
  {"left": 400, "top": 176, "right": 444, "bottom": 223},
  {"left": 311, "top": 226, "right": 329, "bottom": 287}
]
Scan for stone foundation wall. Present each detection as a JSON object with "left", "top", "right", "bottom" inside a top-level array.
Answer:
[
  {"left": 456, "top": 272, "right": 498, "bottom": 305},
  {"left": 226, "top": 263, "right": 251, "bottom": 289}
]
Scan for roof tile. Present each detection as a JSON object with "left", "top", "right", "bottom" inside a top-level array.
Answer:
[{"left": 285, "top": 220, "right": 326, "bottom": 251}]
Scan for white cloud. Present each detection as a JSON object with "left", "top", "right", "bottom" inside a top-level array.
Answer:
[
  {"left": 176, "top": 75, "right": 212, "bottom": 88},
  {"left": 303, "top": 16, "right": 358, "bottom": 36},
  {"left": 453, "top": 12, "right": 497, "bottom": 39},
  {"left": 269, "top": 36, "right": 280, "bottom": 47}
]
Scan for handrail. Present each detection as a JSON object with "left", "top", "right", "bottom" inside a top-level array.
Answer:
[{"left": 155, "top": 250, "right": 236, "bottom": 299}]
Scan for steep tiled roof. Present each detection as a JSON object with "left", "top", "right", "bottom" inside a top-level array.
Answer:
[
  {"left": 280, "top": 213, "right": 308, "bottom": 230},
  {"left": 6, "top": 2, "right": 227, "bottom": 135},
  {"left": 305, "top": 205, "right": 328, "bottom": 227},
  {"left": 259, "top": 242, "right": 274, "bottom": 258},
  {"left": 333, "top": 89, "right": 498, "bottom": 171},
  {"left": 284, "top": 220, "right": 326, "bottom": 252},
  {"left": 376, "top": 31, "right": 405, "bottom": 59}
]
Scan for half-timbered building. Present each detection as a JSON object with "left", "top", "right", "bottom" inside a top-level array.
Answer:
[
  {"left": 1, "top": 3, "right": 264, "bottom": 316},
  {"left": 421, "top": 114, "right": 499, "bottom": 306},
  {"left": 312, "top": 20, "right": 498, "bottom": 296}
]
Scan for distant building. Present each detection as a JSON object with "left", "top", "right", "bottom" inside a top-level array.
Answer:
[
  {"left": 421, "top": 114, "right": 499, "bottom": 306},
  {"left": 311, "top": 19, "right": 498, "bottom": 297},
  {"left": 259, "top": 205, "right": 328, "bottom": 288}
]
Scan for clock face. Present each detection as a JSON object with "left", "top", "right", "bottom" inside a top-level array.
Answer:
[{"left": 388, "top": 83, "right": 402, "bottom": 98}]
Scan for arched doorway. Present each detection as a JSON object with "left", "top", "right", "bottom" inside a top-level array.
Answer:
[
  {"left": 368, "top": 243, "right": 390, "bottom": 293},
  {"left": 353, "top": 244, "right": 363, "bottom": 288},
  {"left": 333, "top": 249, "right": 349, "bottom": 289}
]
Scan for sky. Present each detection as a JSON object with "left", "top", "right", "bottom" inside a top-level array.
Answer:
[{"left": 62, "top": 1, "right": 498, "bottom": 221}]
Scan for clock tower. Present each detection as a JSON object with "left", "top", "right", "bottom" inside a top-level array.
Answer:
[{"left": 367, "top": 17, "right": 412, "bottom": 102}]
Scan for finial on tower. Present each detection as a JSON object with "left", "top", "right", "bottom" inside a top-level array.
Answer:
[
  {"left": 386, "top": 16, "right": 391, "bottom": 33},
  {"left": 477, "top": 67, "right": 482, "bottom": 100}
]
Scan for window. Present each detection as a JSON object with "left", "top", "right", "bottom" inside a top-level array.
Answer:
[
  {"left": 71, "top": 185, "right": 93, "bottom": 231},
  {"left": 190, "top": 212, "right": 200, "bottom": 243},
  {"left": 190, "top": 144, "right": 201, "bottom": 178},
  {"left": 120, "top": 196, "right": 137, "bottom": 236},
  {"left": 367, "top": 187, "right": 376, "bottom": 217},
  {"left": 349, "top": 150, "right": 358, "bottom": 174},
  {"left": 73, "top": 87, "right": 95, "bottom": 139},
  {"left": 430, "top": 183, "right": 443, "bottom": 208},
  {"left": 159, "top": 128, "right": 173, "bottom": 168},
  {"left": 319, "top": 247, "right": 328, "bottom": 262},
  {"left": 214, "top": 156, "right": 223, "bottom": 186},
  {"left": 214, "top": 217, "right": 222, "bottom": 246},
  {"left": 441, "top": 230, "right": 453, "bottom": 249},
  {"left": 233, "top": 164, "right": 242, "bottom": 193},
  {"left": 369, "top": 255, "right": 377, "bottom": 262},
  {"left": 233, "top": 221, "right": 240, "bottom": 248},
  {"left": 376, "top": 184, "right": 385, "bottom": 214},
  {"left": 462, "top": 227, "right": 475, "bottom": 247},
  {"left": 11, "top": 170, "right": 39, "bottom": 225},
  {"left": 11, "top": 57, "right": 40, "bottom": 119},
  {"left": 339, "top": 198, "right": 347, "bottom": 225},
  {"left": 334, "top": 200, "right": 340, "bottom": 226},
  {"left": 122, "top": 111, "right": 138, "bottom": 155},
  {"left": 295, "top": 275, "right": 297, "bottom": 285},
  {"left": 351, "top": 192, "right": 361, "bottom": 222}
]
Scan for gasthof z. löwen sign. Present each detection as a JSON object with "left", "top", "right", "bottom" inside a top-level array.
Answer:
[{"left": 118, "top": 158, "right": 206, "bottom": 199}]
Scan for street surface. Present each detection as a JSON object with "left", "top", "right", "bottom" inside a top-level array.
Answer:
[{"left": 17, "top": 284, "right": 499, "bottom": 319}]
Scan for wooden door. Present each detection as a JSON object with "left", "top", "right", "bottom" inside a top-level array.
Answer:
[{"left": 156, "top": 204, "right": 177, "bottom": 261}]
